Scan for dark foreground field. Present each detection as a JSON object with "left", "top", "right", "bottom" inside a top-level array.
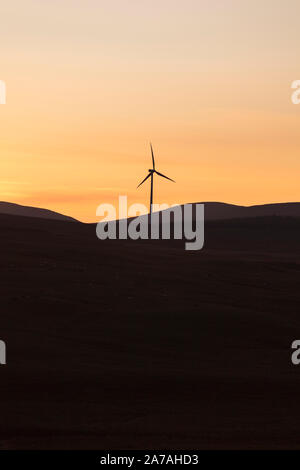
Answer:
[{"left": 0, "top": 214, "right": 300, "bottom": 449}]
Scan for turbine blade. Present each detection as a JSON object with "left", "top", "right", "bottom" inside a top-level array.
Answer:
[
  {"left": 155, "top": 171, "right": 175, "bottom": 183},
  {"left": 150, "top": 143, "right": 155, "bottom": 170},
  {"left": 137, "top": 172, "right": 151, "bottom": 188}
]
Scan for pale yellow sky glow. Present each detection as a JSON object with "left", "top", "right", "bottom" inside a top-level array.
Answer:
[{"left": 1, "top": 0, "right": 299, "bottom": 221}]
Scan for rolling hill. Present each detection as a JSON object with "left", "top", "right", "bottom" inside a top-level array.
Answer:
[
  {"left": 0, "top": 201, "right": 77, "bottom": 222},
  {"left": 1, "top": 201, "right": 300, "bottom": 224},
  {"left": 0, "top": 204, "right": 300, "bottom": 448}
]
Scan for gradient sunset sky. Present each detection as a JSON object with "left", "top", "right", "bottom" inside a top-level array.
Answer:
[{"left": 1, "top": 0, "right": 299, "bottom": 221}]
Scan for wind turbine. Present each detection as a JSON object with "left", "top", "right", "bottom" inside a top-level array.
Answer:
[{"left": 137, "top": 143, "right": 175, "bottom": 214}]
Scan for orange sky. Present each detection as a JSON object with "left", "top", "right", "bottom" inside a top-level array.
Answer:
[{"left": 1, "top": 0, "right": 299, "bottom": 222}]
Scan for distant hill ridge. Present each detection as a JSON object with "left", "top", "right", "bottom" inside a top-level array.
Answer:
[
  {"left": 193, "top": 202, "right": 300, "bottom": 220},
  {"left": 0, "top": 201, "right": 299, "bottom": 223},
  {"left": 0, "top": 201, "right": 77, "bottom": 222}
]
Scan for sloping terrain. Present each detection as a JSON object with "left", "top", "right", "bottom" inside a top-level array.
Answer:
[
  {"left": 183, "top": 201, "right": 300, "bottom": 220},
  {"left": 0, "top": 213, "right": 300, "bottom": 449},
  {"left": 0, "top": 202, "right": 77, "bottom": 222}
]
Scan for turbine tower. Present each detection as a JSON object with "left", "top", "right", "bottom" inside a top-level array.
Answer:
[{"left": 137, "top": 143, "right": 175, "bottom": 214}]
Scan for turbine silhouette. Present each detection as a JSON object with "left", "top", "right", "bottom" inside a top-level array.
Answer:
[{"left": 137, "top": 143, "right": 175, "bottom": 214}]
